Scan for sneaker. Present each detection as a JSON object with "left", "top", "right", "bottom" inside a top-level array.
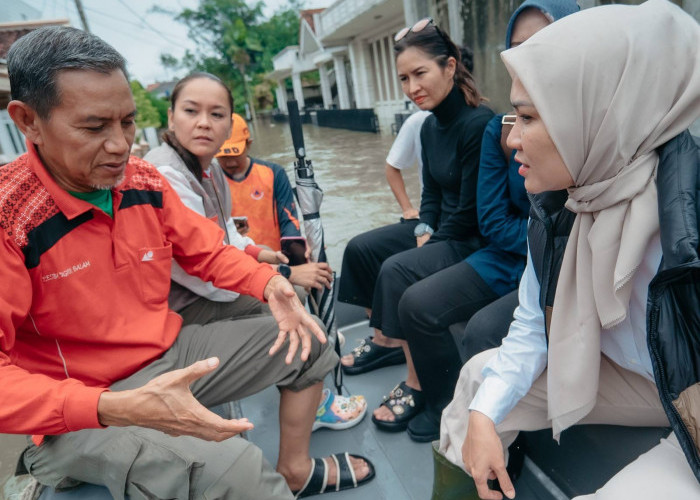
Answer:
[{"left": 312, "top": 388, "right": 367, "bottom": 431}]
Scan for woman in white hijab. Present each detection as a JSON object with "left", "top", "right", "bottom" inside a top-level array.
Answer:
[{"left": 437, "top": 1, "right": 700, "bottom": 499}]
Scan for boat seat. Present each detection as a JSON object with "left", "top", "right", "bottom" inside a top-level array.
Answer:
[
  {"left": 523, "top": 424, "right": 671, "bottom": 496},
  {"left": 447, "top": 323, "right": 672, "bottom": 497}
]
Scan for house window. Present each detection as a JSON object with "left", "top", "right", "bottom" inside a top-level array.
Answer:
[{"left": 0, "top": 110, "right": 26, "bottom": 164}]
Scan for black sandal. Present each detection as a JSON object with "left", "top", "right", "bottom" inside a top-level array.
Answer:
[
  {"left": 293, "top": 452, "right": 376, "bottom": 498},
  {"left": 341, "top": 336, "right": 406, "bottom": 375},
  {"left": 371, "top": 381, "right": 425, "bottom": 432}
]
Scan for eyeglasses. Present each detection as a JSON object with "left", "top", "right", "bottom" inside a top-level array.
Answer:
[
  {"left": 394, "top": 17, "right": 435, "bottom": 43},
  {"left": 501, "top": 114, "right": 517, "bottom": 125}
]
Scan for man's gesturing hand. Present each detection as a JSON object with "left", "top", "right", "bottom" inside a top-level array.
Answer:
[
  {"left": 265, "top": 275, "right": 327, "bottom": 364},
  {"left": 97, "top": 358, "right": 254, "bottom": 441},
  {"left": 463, "top": 411, "right": 515, "bottom": 500}
]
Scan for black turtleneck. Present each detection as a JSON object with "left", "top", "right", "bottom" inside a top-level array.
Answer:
[{"left": 419, "top": 85, "right": 494, "bottom": 242}]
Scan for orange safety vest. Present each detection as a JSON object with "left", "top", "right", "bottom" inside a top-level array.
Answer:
[{"left": 227, "top": 161, "right": 284, "bottom": 250}]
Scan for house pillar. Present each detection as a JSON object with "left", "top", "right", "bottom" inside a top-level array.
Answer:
[
  {"left": 348, "top": 39, "right": 375, "bottom": 109},
  {"left": 275, "top": 79, "right": 288, "bottom": 112},
  {"left": 318, "top": 64, "right": 333, "bottom": 109},
  {"left": 332, "top": 55, "right": 351, "bottom": 110},
  {"left": 447, "top": 0, "right": 464, "bottom": 45},
  {"left": 291, "top": 72, "right": 305, "bottom": 109}
]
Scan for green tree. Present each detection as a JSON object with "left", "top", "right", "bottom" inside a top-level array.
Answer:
[
  {"left": 156, "top": 0, "right": 302, "bottom": 115},
  {"left": 147, "top": 94, "right": 170, "bottom": 129},
  {"left": 256, "top": 4, "right": 302, "bottom": 72},
  {"left": 130, "top": 80, "right": 161, "bottom": 129}
]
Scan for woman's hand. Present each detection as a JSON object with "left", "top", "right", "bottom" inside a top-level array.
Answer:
[
  {"left": 403, "top": 207, "right": 419, "bottom": 220},
  {"left": 258, "top": 249, "right": 289, "bottom": 264},
  {"left": 289, "top": 262, "right": 333, "bottom": 290},
  {"left": 463, "top": 411, "right": 515, "bottom": 500}
]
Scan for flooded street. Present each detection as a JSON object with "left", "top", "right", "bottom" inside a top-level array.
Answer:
[
  {"left": 0, "top": 121, "right": 419, "bottom": 498},
  {"left": 249, "top": 119, "right": 422, "bottom": 269}
]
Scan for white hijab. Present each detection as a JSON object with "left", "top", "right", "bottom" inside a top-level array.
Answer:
[{"left": 502, "top": 0, "right": 700, "bottom": 438}]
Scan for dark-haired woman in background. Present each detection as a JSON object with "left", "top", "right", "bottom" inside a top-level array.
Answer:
[
  {"left": 339, "top": 21, "right": 494, "bottom": 436},
  {"left": 143, "top": 73, "right": 370, "bottom": 444},
  {"left": 145, "top": 73, "right": 339, "bottom": 323}
]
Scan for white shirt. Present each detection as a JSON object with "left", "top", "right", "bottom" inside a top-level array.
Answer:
[
  {"left": 158, "top": 164, "right": 256, "bottom": 303},
  {"left": 470, "top": 231, "right": 662, "bottom": 425},
  {"left": 386, "top": 110, "right": 430, "bottom": 172}
]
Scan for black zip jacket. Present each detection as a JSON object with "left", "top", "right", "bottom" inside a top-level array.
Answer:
[{"left": 419, "top": 85, "right": 493, "bottom": 242}]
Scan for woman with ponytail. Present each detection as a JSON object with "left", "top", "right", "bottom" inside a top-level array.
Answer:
[
  {"left": 337, "top": 20, "right": 496, "bottom": 439},
  {"left": 144, "top": 73, "right": 369, "bottom": 436},
  {"left": 145, "top": 73, "right": 285, "bottom": 319},
  {"left": 145, "top": 73, "right": 340, "bottom": 320}
]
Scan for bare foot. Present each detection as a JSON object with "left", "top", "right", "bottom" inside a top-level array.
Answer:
[
  {"left": 373, "top": 404, "right": 395, "bottom": 423},
  {"left": 373, "top": 333, "right": 403, "bottom": 349},
  {"left": 340, "top": 335, "right": 403, "bottom": 367},
  {"left": 340, "top": 352, "right": 356, "bottom": 367},
  {"left": 280, "top": 455, "right": 371, "bottom": 492}
]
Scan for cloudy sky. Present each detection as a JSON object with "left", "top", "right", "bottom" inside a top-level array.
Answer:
[{"left": 21, "top": 0, "right": 332, "bottom": 85}]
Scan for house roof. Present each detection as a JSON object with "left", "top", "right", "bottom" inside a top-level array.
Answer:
[
  {"left": 146, "top": 80, "right": 177, "bottom": 97},
  {"left": 0, "top": 19, "right": 70, "bottom": 59},
  {"left": 299, "top": 8, "right": 324, "bottom": 34},
  {"left": 299, "top": 9, "right": 326, "bottom": 59},
  {"left": 0, "top": 19, "right": 70, "bottom": 108}
]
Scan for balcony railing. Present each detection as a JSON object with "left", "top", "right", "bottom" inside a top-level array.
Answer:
[{"left": 317, "top": 0, "right": 386, "bottom": 40}]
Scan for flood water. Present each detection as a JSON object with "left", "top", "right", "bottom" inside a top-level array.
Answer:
[
  {"left": 0, "top": 121, "right": 419, "bottom": 498},
  {"left": 248, "top": 118, "right": 422, "bottom": 270}
]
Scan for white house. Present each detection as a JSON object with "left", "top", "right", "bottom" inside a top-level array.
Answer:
[
  {"left": 0, "top": 18, "right": 70, "bottom": 164},
  {"left": 270, "top": 0, "right": 700, "bottom": 134}
]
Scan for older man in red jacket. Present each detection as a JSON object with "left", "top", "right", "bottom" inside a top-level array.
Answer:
[{"left": 1, "top": 26, "right": 373, "bottom": 499}]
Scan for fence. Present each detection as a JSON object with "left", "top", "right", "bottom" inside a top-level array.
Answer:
[{"left": 313, "top": 109, "right": 379, "bottom": 133}]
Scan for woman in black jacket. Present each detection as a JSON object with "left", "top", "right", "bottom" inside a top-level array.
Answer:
[{"left": 337, "top": 19, "right": 494, "bottom": 432}]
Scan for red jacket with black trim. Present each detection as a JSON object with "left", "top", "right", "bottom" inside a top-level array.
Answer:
[{"left": 0, "top": 142, "right": 277, "bottom": 437}]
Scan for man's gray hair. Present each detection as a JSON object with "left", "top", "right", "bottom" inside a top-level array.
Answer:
[{"left": 8, "top": 26, "right": 128, "bottom": 119}]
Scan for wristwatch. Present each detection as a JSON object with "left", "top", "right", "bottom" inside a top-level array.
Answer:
[
  {"left": 414, "top": 223, "right": 434, "bottom": 237},
  {"left": 278, "top": 263, "right": 292, "bottom": 280}
]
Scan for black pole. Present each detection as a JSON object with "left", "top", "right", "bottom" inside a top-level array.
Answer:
[
  {"left": 74, "top": 0, "right": 91, "bottom": 32},
  {"left": 286, "top": 100, "right": 313, "bottom": 179},
  {"left": 287, "top": 100, "right": 305, "bottom": 161}
]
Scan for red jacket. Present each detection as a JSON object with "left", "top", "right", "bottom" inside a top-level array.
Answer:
[{"left": 0, "top": 143, "right": 277, "bottom": 438}]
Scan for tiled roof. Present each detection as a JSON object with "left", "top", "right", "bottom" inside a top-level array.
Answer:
[
  {"left": 0, "top": 19, "right": 70, "bottom": 59},
  {"left": 300, "top": 8, "right": 325, "bottom": 34},
  {"left": 0, "top": 28, "right": 32, "bottom": 59}
]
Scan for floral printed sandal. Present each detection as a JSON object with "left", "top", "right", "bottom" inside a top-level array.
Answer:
[{"left": 313, "top": 388, "right": 368, "bottom": 431}]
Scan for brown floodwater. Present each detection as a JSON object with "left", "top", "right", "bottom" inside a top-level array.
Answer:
[
  {"left": 0, "top": 120, "right": 420, "bottom": 498},
  {"left": 247, "top": 118, "right": 423, "bottom": 269}
]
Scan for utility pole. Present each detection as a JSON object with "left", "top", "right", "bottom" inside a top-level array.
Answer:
[{"left": 74, "top": 0, "right": 90, "bottom": 32}]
